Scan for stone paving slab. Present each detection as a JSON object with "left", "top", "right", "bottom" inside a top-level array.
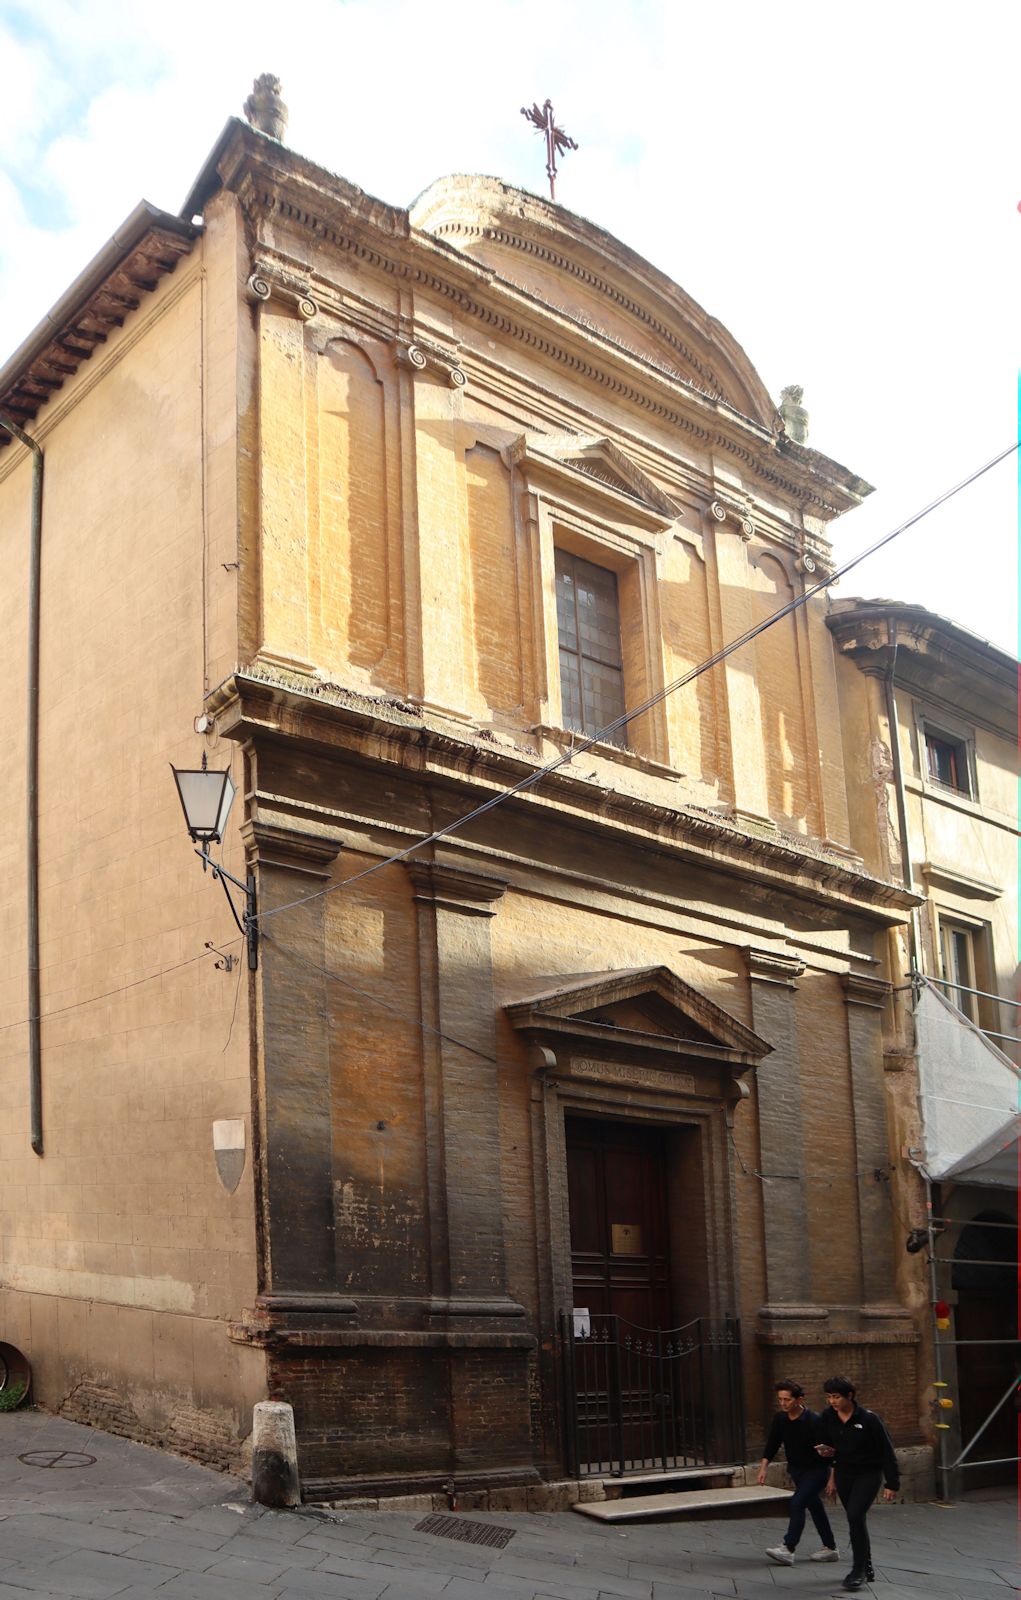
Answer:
[{"left": 1, "top": 1412, "right": 1017, "bottom": 1600}]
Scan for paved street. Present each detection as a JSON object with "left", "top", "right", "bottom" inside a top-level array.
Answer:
[{"left": 0, "top": 1412, "right": 1016, "bottom": 1600}]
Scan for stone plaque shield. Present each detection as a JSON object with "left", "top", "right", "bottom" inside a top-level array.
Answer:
[{"left": 213, "top": 1118, "right": 246, "bottom": 1193}]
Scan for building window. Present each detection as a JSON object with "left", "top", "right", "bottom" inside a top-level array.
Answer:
[
  {"left": 555, "top": 548, "right": 626, "bottom": 744},
  {"left": 924, "top": 728, "right": 973, "bottom": 797},
  {"left": 939, "top": 918, "right": 978, "bottom": 1021}
]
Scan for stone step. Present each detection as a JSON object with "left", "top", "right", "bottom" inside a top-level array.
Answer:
[
  {"left": 574, "top": 1484, "right": 791, "bottom": 1521},
  {"left": 601, "top": 1466, "right": 738, "bottom": 1491}
]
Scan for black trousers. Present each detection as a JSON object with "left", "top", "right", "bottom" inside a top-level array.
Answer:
[
  {"left": 784, "top": 1464, "right": 835, "bottom": 1551},
  {"left": 834, "top": 1467, "right": 883, "bottom": 1573}
]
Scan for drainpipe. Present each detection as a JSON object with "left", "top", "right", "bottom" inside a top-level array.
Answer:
[
  {"left": 886, "top": 621, "right": 947, "bottom": 1491},
  {"left": 883, "top": 620, "right": 919, "bottom": 969},
  {"left": 0, "top": 414, "right": 44, "bottom": 1155}
]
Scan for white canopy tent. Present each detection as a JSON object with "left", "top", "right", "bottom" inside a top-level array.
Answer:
[{"left": 914, "top": 978, "right": 1020, "bottom": 1188}]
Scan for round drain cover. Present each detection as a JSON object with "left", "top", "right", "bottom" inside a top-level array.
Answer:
[{"left": 18, "top": 1450, "right": 96, "bottom": 1469}]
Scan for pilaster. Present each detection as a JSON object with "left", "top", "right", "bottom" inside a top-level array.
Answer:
[
  {"left": 242, "top": 819, "right": 345, "bottom": 1299},
  {"left": 744, "top": 947, "right": 812, "bottom": 1305},
  {"left": 252, "top": 282, "right": 317, "bottom": 676},
  {"left": 842, "top": 970, "right": 896, "bottom": 1303},
  {"left": 404, "top": 861, "right": 523, "bottom": 1319},
  {"left": 410, "top": 365, "right": 472, "bottom": 715},
  {"left": 712, "top": 518, "right": 772, "bottom": 825}
]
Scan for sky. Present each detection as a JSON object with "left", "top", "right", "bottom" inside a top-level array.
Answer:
[{"left": 1, "top": 0, "right": 1017, "bottom": 653}]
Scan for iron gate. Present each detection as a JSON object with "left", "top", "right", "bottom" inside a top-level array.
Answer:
[{"left": 561, "top": 1312, "right": 745, "bottom": 1477}]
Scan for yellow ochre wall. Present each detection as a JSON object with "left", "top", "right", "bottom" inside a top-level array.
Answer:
[
  {"left": 244, "top": 213, "right": 852, "bottom": 851},
  {"left": 0, "top": 203, "right": 264, "bottom": 1466}
]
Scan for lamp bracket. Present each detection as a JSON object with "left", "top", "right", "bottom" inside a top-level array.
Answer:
[
  {"left": 196, "top": 848, "right": 258, "bottom": 970},
  {"left": 204, "top": 941, "right": 236, "bottom": 973}
]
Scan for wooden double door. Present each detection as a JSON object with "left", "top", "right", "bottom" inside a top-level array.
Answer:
[{"left": 566, "top": 1115, "right": 672, "bottom": 1329}]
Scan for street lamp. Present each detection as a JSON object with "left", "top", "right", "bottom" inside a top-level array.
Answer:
[{"left": 170, "top": 754, "right": 258, "bottom": 969}]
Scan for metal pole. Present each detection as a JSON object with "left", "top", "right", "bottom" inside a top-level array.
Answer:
[
  {"left": 884, "top": 625, "right": 920, "bottom": 966},
  {"left": 0, "top": 414, "right": 44, "bottom": 1156},
  {"left": 945, "top": 1370, "right": 1021, "bottom": 1470},
  {"left": 925, "top": 1176, "right": 951, "bottom": 1500},
  {"left": 611, "top": 1320, "right": 626, "bottom": 1477}
]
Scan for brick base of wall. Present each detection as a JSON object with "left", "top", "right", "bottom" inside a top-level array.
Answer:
[
  {"left": 312, "top": 1478, "right": 607, "bottom": 1512},
  {"left": 59, "top": 1381, "right": 245, "bottom": 1474},
  {"left": 269, "top": 1340, "right": 538, "bottom": 1493}
]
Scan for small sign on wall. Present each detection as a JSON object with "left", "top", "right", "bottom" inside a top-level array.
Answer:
[
  {"left": 573, "top": 1307, "right": 591, "bottom": 1338},
  {"left": 611, "top": 1223, "right": 643, "bottom": 1255}
]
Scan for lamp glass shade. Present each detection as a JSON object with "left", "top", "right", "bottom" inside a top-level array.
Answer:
[{"left": 172, "top": 766, "right": 237, "bottom": 844}]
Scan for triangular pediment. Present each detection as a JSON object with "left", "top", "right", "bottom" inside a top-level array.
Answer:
[
  {"left": 504, "top": 966, "right": 770, "bottom": 1064},
  {"left": 515, "top": 433, "right": 679, "bottom": 526}
]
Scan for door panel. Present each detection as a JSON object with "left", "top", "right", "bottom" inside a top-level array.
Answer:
[{"left": 566, "top": 1116, "right": 671, "bottom": 1328}]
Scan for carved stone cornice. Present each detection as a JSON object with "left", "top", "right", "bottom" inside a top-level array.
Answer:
[
  {"left": 181, "top": 122, "right": 869, "bottom": 521},
  {"left": 0, "top": 213, "right": 198, "bottom": 452},
  {"left": 240, "top": 819, "right": 343, "bottom": 880},
  {"left": 208, "top": 673, "right": 921, "bottom": 926},
  {"left": 404, "top": 860, "right": 508, "bottom": 915},
  {"left": 507, "top": 431, "right": 678, "bottom": 529},
  {"left": 744, "top": 947, "right": 806, "bottom": 987},
  {"left": 841, "top": 971, "right": 892, "bottom": 1009},
  {"left": 506, "top": 966, "right": 771, "bottom": 1081}
]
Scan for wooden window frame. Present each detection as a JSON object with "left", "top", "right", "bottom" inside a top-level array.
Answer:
[
  {"left": 554, "top": 547, "right": 627, "bottom": 745},
  {"left": 918, "top": 716, "right": 977, "bottom": 802}
]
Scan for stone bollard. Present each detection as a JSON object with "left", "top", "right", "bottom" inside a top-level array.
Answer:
[{"left": 251, "top": 1400, "right": 301, "bottom": 1508}]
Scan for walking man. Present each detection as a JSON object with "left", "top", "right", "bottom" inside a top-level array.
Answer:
[
  {"left": 758, "top": 1379, "right": 839, "bottom": 1567},
  {"left": 815, "top": 1375, "right": 899, "bottom": 1592}
]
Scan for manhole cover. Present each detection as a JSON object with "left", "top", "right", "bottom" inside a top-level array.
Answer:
[
  {"left": 414, "top": 1513, "right": 515, "bottom": 1549},
  {"left": 18, "top": 1450, "right": 96, "bottom": 1470}
]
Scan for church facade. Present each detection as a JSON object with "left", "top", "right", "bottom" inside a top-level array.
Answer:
[{"left": 0, "top": 95, "right": 927, "bottom": 1499}]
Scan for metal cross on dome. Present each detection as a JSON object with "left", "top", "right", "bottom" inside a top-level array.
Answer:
[{"left": 520, "top": 98, "right": 578, "bottom": 201}]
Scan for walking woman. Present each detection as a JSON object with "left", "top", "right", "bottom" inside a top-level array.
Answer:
[
  {"left": 815, "top": 1375, "right": 899, "bottom": 1592},
  {"left": 758, "top": 1379, "right": 839, "bottom": 1566}
]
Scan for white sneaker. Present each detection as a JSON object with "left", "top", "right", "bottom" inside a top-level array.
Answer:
[
  {"left": 809, "top": 1547, "right": 840, "bottom": 1561},
  {"left": 766, "top": 1545, "right": 795, "bottom": 1565}
]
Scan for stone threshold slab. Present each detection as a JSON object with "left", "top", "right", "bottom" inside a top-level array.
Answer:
[
  {"left": 574, "top": 1484, "right": 790, "bottom": 1520},
  {"left": 599, "top": 1466, "right": 738, "bottom": 1490}
]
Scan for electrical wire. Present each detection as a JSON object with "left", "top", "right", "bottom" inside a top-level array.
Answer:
[
  {"left": 260, "top": 927, "right": 498, "bottom": 1062},
  {"left": 0, "top": 944, "right": 218, "bottom": 1038},
  {"left": 222, "top": 953, "right": 245, "bottom": 1054},
  {"left": 255, "top": 442, "right": 1018, "bottom": 929}
]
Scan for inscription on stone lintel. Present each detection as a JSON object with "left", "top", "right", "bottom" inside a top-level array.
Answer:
[{"left": 571, "top": 1058, "right": 695, "bottom": 1093}]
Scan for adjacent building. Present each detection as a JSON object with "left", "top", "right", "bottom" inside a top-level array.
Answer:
[
  {"left": 1, "top": 89, "right": 946, "bottom": 1500},
  {"left": 828, "top": 601, "right": 1019, "bottom": 1491}
]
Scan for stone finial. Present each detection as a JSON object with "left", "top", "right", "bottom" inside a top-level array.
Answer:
[
  {"left": 244, "top": 75, "right": 288, "bottom": 141},
  {"left": 779, "top": 384, "right": 809, "bottom": 444}
]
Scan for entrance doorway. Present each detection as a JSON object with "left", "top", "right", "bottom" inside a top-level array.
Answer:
[
  {"left": 952, "top": 1212, "right": 1018, "bottom": 1489},
  {"left": 562, "top": 1114, "right": 742, "bottom": 1476},
  {"left": 566, "top": 1116, "right": 671, "bottom": 1327}
]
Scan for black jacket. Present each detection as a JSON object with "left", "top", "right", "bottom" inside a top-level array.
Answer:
[
  {"left": 760, "top": 1407, "right": 826, "bottom": 1473},
  {"left": 816, "top": 1403, "right": 900, "bottom": 1489}
]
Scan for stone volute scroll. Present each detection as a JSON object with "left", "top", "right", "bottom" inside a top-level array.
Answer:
[
  {"left": 391, "top": 338, "right": 467, "bottom": 390},
  {"left": 246, "top": 264, "right": 318, "bottom": 321},
  {"left": 709, "top": 498, "right": 754, "bottom": 540}
]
